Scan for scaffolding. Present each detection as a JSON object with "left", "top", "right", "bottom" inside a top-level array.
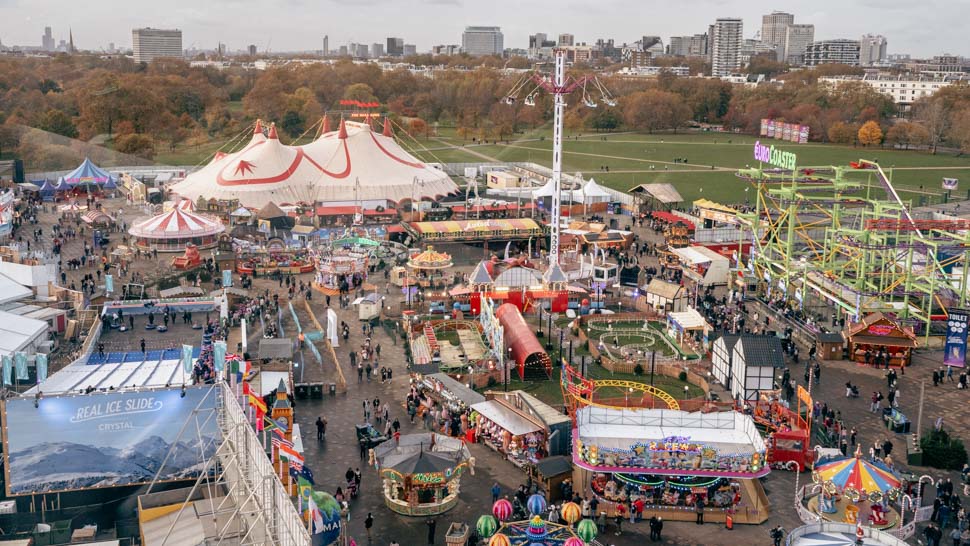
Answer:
[
  {"left": 147, "top": 382, "right": 311, "bottom": 546},
  {"left": 736, "top": 161, "right": 970, "bottom": 341}
]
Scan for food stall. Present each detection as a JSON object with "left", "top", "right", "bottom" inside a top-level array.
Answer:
[
  {"left": 471, "top": 390, "right": 571, "bottom": 470},
  {"left": 843, "top": 312, "right": 917, "bottom": 367}
]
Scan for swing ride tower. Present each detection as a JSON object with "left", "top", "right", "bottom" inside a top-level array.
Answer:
[
  {"left": 736, "top": 160, "right": 970, "bottom": 341},
  {"left": 504, "top": 50, "right": 616, "bottom": 285}
]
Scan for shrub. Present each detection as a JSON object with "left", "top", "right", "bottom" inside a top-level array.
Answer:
[
  {"left": 199, "top": 271, "right": 212, "bottom": 283},
  {"left": 921, "top": 428, "right": 968, "bottom": 470},
  {"left": 634, "top": 363, "right": 644, "bottom": 376},
  {"left": 678, "top": 370, "right": 688, "bottom": 382},
  {"left": 486, "top": 377, "right": 497, "bottom": 388}
]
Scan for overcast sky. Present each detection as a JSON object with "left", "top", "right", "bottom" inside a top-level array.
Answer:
[{"left": 1, "top": 0, "right": 966, "bottom": 58}]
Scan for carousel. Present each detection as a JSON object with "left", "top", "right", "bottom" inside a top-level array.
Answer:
[
  {"left": 807, "top": 448, "right": 902, "bottom": 529},
  {"left": 371, "top": 432, "right": 473, "bottom": 517},
  {"left": 128, "top": 207, "right": 226, "bottom": 252},
  {"left": 407, "top": 246, "right": 454, "bottom": 289},
  {"left": 312, "top": 245, "right": 370, "bottom": 294},
  {"left": 476, "top": 498, "right": 595, "bottom": 546},
  {"left": 235, "top": 249, "right": 315, "bottom": 276},
  {"left": 58, "top": 202, "right": 87, "bottom": 220}
]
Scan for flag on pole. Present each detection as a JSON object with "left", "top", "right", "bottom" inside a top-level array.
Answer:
[
  {"left": 105, "top": 274, "right": 114, "bottom": 293},
  {"left": 271, "top": 436, "right": 294, "bottom": 450},
  {"left": 248, "top": 393, "right": 267, "bottom": 414},
  {"left": 2, "top": 354, "right": 12, "bottom": 386},
  {"left": 14, "top": 352, "right": 28, "bottom": 380},
  {"left": 279, "top": 443, "right": 304, "bottom": 464},
  {"left": 213, "top": 340, "right": 227, "bottom": 372},
  {"left": 35, "top": 353, "right": 48, "bottom": 383},
  {"left": 181, "top": 344, "right": 194, "bottom": 374},
  {"left": 297, "top": 476, "right": 313, "bottom": 515},
  {"left": 308, "top": 494, "right": 324, "bottom": 534},
  {"left": 222, "top": 269, "right": 233, "bottom": 287}
]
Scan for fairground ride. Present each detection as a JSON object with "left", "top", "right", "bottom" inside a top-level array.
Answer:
[
  {"left": 559, "top": 360, "right": 680, "bottom": 414},
  {"left": 736, "top": 159, "right": 970, "bottom": 341}
]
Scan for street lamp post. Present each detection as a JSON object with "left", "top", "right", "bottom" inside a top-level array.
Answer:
[
  {"left": 558, "top": 330, "right": 564, "bottom": 366},
  {"left": 569, "top": 339, "right": 573, "bottom": 365},
  {"left": 650, "top": 350, "right": 656, "bottom": 386},
  {"left": 506, "top": 347, "right": 513, "bottom": 390}
]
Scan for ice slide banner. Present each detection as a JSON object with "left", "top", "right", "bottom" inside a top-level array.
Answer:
[
  {"left": 759, "top": 119, "right": 810, "bottom": 144},
  {"left": 1, "top": 386, "right": 221, "bottom": 495}
]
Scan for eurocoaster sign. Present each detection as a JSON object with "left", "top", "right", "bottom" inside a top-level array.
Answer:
[{"left": 754, "top": 140, "right": 797, "bottom": 170}]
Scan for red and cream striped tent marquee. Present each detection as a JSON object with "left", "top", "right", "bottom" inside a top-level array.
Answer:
[
  {"left": 128, "top": 207, "right": 225, "bottom": 252},
  {"left": 169, "top": 119, "right": 458, "bottom": 209}
]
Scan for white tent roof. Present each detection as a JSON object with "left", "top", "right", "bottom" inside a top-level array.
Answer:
[
  {"left": 532, "top": 177, "right": 610, "bottom": 204},
  {"left": 169, "top": 120, "right": 458, "bottom": 208},
  {"left": 579, "top": 178, "right": 611, "bottom": 199},
  {"left": 129, "top": 208, "right": 225, "bottom": 240},
  {"left": 667, "top": 307, "right": 710, "bottom": 331},
  {"left": 0, "top": 273, "right": 32, "bottom": 305},
  {"left": 576, "top": 406, "right": 766, "bottom": 455},
  {"left": 26, "top": 355, "right": 192, "bottom": 395},
  {"left": 672, "top": 246, "right": 716, "bottom": 266},
  {"left": 0, "top": 310, "right": 48, "bottom": 357}
]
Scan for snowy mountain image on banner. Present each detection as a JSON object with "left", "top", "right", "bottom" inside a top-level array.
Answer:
[{"left": 3, "top": 386, "right": 221, "bottom": 495}]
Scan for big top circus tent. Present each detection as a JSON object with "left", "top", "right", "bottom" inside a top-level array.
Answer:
[
  {"left": 168, "top": 119, "right": 458, "bottom": 209},
  {"left": 128, "top": 207, "right": 226, "bottom": 252}
]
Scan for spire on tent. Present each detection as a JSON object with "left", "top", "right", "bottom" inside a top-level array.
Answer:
[
  {"left": 267, "top": 123, "right": 279, "bottom": 140},
  {"left": 382, "top": 118, "right": 394, "bottom": 137},
  {"left": 319, "top": 116, "right": 331, "bottom": 137},
  {"left": 337, "top": 119, "right": 348, "bottom": 139},
  {"left": 254, "top": 119, "right": 263, "bottom": 135}
]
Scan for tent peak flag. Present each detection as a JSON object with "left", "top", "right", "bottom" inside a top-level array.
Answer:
[
  {"left": 254, "top": 119, "right": 263, "bottom": 135},
  {"left": 383, "top": 119, "right": 393, "bottom": 137},
  {"left": 267, "top": 123, "right": 279, "bottom": 140}
]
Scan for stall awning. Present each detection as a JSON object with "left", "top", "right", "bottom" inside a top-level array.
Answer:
[
  {"left": 471, "top": 400, "right": 542, "bottom": 437},
  {"left": 426, "top": 373, "right": 486, "bottom": 406},
  {"left": 848, "top": 335, "right": 917, "bottom": 348}
]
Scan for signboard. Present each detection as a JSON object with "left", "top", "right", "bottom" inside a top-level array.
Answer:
[
  {"left": 759, "top": 119, "right": 809, "bottom": 144},
  {"left": 753, "top": 141, "right": 797, "bottom": 170},
  {"left": 866, "top": 324, "right": 895, "bottom": 336},
  {"left": 2, "top": 387, "right": 220, "bottom": 495},
  {"left": 944, "top": 308, "right": 969, "bottom": 368},
  {"left": 943, "top": 178, "right": 959, "bottom": 190}
]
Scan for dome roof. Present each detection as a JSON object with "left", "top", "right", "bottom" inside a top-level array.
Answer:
[
  {"left": 407, "top": 246, "right": 454, "bottom": 270},
  {"left": 128, "top": 208, "right": 225, "bottom": 240}
]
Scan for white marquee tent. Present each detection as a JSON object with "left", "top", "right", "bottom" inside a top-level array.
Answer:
[{"left": 169, "top": 120, "right": 458, "bottom": 209}]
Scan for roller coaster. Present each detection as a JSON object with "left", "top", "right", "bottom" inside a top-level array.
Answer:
[
  {"left": 736, "top": 159, "right": 970, "bottom": 339},
  {"left": 559, "top": 360, "right": 680, "bottom": 414}
]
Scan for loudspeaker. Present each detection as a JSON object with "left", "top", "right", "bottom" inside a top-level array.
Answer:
[{"left": 13, "top": 159, "right": 24, "bottom": 184}]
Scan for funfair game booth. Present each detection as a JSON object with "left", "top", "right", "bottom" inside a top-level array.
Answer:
[
  {"left": 471, "top": 390, "right": 571, "bottom": 471},
  {"left": 408, "top": 218, "right": 543, "bottom": 244},
  {"left": 573, "top": 406, "right": 771, "bottom": 524},
  {"left": 843, "top": 313, "right": 916, "bottom": 368}
]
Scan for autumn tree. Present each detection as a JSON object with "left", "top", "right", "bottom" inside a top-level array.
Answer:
[
  {"left": 949, "top": 107, "right": 970, "bottom": 154},
  {"left": 622, "top": 90, "right": 692, "bottom": 133},
  {"left": 408, "top": 118, "right": 428, "bottom": 139},
  {"left": 885, "top": 121, "right": 930, "bottom": 150},
  {"left": 38, "top": 109, "right": 78, "bottom": 139},
  {"left": 857, "top": 121, "right": 883, "bottom": 146},
  {"left": 827, "top": 122, "right": 856, "bottom": 144},
  {"left": 114, "top": 133, "right": 155, "bottom": 159}
]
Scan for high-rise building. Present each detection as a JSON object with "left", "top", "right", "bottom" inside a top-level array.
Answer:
[
  {"left": 403, "top": 44, "right": 417, "bottom": 57},
  {"left": 432, "top": 44, "right": 460, "bottom": 56},
  {"left": 859, "top": 34, "right": 888, "bottom": 66},
  {"left": 132, "top": 28, "right": 182, "bottom": 63},
  {"left": 248, "top": 44, "right": 257, "bottom": 57},
  {"left": 740, "top": 39, "right": 777, "bottom": 67},
  {"left": 761, "top": 11, "right": 794, "bottom": 54},
  {"left": 462, "top": 26, "right": 503, "bottom": 57},
  {"left": 529, "top": 33, "right": 556, "bottom": 58},
  {"left": 323, "top": 35, "right": 329, "bottom": 56},
  {"left": 668, "top": 34, "right": 708, "bottom": 57},
  {"left": 42, "top": 26, "right": 54, "bottom": 51},
  {"left": 558, "top": 33, "right": 575, "bottom": 46},
  {"left": 339, "top": 45, "right": 349, "bottom": 57},
  {"left": 783, "top": 24, "right": 815, "bottom": 65},
  {"left": 372, "top": 43, "right": 384, "bottom": 57},
  {"left": 710, "top": 18, "right": 743, "bottom": 76},
  {"left": 386, "top": 37, "right": 404, "bottom": 56},
  {"left": 352, "top": 43, "right": 369, "bottom": 58},
  {"left": 805, "top": 39, "right": 861, "bottom": 66},
  {"left": 529, "top": 33, "right": 547, "bottom": 50},
  {"left": 641, "top": 36, "right": 664, "bottom": 55}
]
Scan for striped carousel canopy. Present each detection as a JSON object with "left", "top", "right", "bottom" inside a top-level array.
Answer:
[
  {"left": 813, "top": 452, "right": 901, "bottom": 496},
  {"left": 128, "top": 208, "right": 225, "bottom": 240}
]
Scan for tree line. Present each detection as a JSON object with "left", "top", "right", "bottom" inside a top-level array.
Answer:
[{"left": 1, "top": 55, "right": 969, "bottom": 169}]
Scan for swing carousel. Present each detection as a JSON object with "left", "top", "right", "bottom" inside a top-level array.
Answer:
[
  {"left": 475, "top": 497, "right": 596, "bottom": 546},
  {"left": 807, "top": 448, "right": 902, "bottom": 530}
]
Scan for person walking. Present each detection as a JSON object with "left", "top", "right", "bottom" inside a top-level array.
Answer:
[
  {"left": 426, "top": 517, "right": 437, "bottom": 545},
  {"left": 491, "top": 483, "right": 501, "bottom": 503},
  {"left": 316, "top": 416, "right": 327, "bottom": 440},
  {"left": 695, "top": 497, "right": 705, "bottom": 525},
  {"left": 364, "top": 513, "right": 374, "bottom": 541}
]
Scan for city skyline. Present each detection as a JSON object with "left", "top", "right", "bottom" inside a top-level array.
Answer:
[{"left": 0, "top": 0, "right": 968, "bottom": 58}]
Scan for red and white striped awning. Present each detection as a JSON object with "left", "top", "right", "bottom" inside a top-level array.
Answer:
[
  {"left": 128, "top": 208, "right": 225, "bottom": 240},
  {"left": 176, "top": 198, "right": 196, "bottom": 211}
]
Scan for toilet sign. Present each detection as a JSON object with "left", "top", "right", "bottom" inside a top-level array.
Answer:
[{"left": 944, "top": 309, "right": 968, "bottom": 368}]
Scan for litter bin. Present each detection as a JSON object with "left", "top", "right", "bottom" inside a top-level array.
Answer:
[{"left": 329, "top": 383, "right": 336, "bottom": 396}]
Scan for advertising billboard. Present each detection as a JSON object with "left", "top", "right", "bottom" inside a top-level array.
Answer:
[
  {"left": 760, "top": 119, "right": 809, "bottom": 144},
  {"left": 944, "top": 309, "right": 969, "bottom": 368},
  {"left": 2, "top": 386, "right": 220, "bottom": 495}
]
